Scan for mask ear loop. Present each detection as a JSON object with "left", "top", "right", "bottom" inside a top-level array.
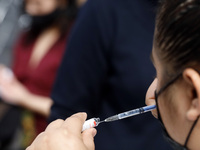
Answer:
[
  {"left": 184, "top": 116, "right": 199, "bottom": 148},
  {"left": 155, "top": 71, "right": 199, "bottom": 149},
  {"left": 183, "top": 70, "right": 200, "bottom": 148},
  {"left": 155, "top": 72, "right": 182, "bottom": 124},
  {"left": 155, "top": 90, "right": 164, "bottom": 124}
]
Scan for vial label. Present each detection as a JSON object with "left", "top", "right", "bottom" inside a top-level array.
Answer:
[{"left": 82, "top": 118, "right": 97, "bottom": 131}]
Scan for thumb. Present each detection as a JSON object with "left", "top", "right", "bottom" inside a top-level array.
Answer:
[{"left": 82, "top": 128, "right": 97, "bottom": 150}]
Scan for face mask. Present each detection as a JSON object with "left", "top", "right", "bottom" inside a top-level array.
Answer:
[
  {"left": 30, "top": 8, "right": 65, "bottom": 32},
  {"left": 154, "top": 73, "right": 199, "bottom": 150},
  {"left": 21, "top": 8, "right": 66, "bottom": 44}
]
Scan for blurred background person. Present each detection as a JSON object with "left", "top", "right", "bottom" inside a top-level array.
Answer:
[
  {"left": 49, "top": 0, "right": 172, "bottom": 150},
  {"left": 76, "top": 0, "right": 87, "bottom": 8},
  {"left": 0, "top": 0, "right": 24, "bottom": 149},
  {"left": 0, "top": 0, "right": 78, "bottom": 149}
]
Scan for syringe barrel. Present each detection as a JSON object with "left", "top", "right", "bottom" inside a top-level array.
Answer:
[
  {"left": 118, "top": 108, "right": 144, "bottom": 119},
  {"left": 104, "top": 115, "right": 119, "bottom": 122}
]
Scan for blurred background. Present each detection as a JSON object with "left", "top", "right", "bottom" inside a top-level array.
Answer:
[
  {"left": 0, "top": 0, "right": 173, "bottom": 150},
  {"left": 0, "top": 0, "right": 86, "bottom": 149}
]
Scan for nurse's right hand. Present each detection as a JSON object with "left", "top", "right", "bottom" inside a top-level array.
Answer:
[{"left": 26, "top": 113, "right": 97, "bottom": 150}]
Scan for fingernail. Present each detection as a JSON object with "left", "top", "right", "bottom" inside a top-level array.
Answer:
[
  {"left": 80, "top": 112, "right": 87, "bottom": 118},
  {"left": 92, "top": 129, "right": 97, "bottom": 137}
]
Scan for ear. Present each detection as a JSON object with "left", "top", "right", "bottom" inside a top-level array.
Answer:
[{"left": 183, "top": 68, "right": 200, "bottom": 121}]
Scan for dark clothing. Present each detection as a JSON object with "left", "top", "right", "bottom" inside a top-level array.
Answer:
[
  {"left": 0, "top": 103, "right": 21, "bottom": 149},
  {"left": 50, "top": 0, "right": 172, "bottom": 149}
]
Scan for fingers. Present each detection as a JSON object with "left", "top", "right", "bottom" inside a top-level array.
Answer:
[
  {"left": 26, "top": 113, "right": 95, "bottom": 150},
  {"left": 62, "top": 113, "right": 87, "bottom": 134},
  {"left": 45, "top": 113, "right": 87, "bottom": 133},
  {"left": 82, "top": 128, "right": 97, "bottom": 150},
  {"left": 45, "top": 119, "right": 64, "bottom": 132},
  {"left": 26, "top": 132, "right": 45, "bottom": 150},
  {"left": 26, "top": 146, "right": 32, "bottom": 150}
]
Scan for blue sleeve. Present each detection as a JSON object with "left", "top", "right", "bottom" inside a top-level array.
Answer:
[{"left": 49, "top": 0, "right": 114, "bottom": 121}]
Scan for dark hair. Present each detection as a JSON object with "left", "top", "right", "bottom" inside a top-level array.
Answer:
[
  {"left": 58, "top": 0, "right": 77, "bottom": 33},
  {"left": 24, "top": 0, "right": 77, "bottom": 44},
  {"left": 155, "top": 0, "right": 200, "bottom": 75}
]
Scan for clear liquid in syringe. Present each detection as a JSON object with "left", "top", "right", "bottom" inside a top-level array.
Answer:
[{"left": 82, "top": 105, "right": 156, "bottom": 131}]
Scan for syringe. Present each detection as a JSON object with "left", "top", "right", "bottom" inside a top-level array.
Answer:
[{"left": 82, "top": 105, "right": 156, "bottom": 131}]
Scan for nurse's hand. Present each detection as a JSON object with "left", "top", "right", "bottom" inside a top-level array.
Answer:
[
  {"left": 26, "top": 113, "right": 97, "bottom": 150},
  {"left": 145, "top": 78, "right": 158, "bottom": 118}
]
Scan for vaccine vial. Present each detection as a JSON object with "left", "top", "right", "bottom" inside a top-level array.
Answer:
[{"left": 82, "top": 118, "right": 100, "bottom": 131}]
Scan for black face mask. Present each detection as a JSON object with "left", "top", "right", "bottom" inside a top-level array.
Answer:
[
  {"left": 29, "top": 8, "right": 65, "bottom": 33},
  {"left": 21, "top": 8, "right": 67, "bottom": 44},
  {"left": 154, "top": 73, "right": 199, "bottom": 150}
]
